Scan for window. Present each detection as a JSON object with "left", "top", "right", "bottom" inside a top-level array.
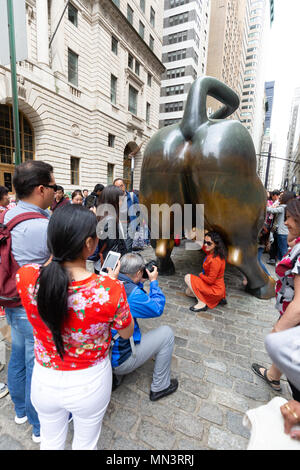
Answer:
[
  {"left": 107, "top": 163, "right": 114, "bottom": 185},
  {"left": 110, "top": 74, "right": 117, "bottom": 104},
  {"left": 170, "top": 0, "right": 189, "bottom": 7},
  {"left": 166, "top": 67, "right": 185, "bottom": 79},
  {"left": 146, "top": 102, "right": 151, "bottom": 124},
  {"left": 167, "top": 49, "right": 186, "bottom": 62},
  {"left": 135, "top": 60, "right": 140, "bottom": 76},
  {"left": 108, "top": 134, "right": 115, "bottom": 147},
  {"left": 68, "top": 3, "right": 78, "bottom": 27},
  {"left": 140, "top": 0, "right": 145, "bottom": 12},
  {"left": 128, "top": 85, "right": 138, "bottom": 115},
  {"left": 150, "top": 7, "right": 155, "bottom": 27},
  {"left": 111, "top": 36, "right": 118, "bottom": 55},
  {"left": 168, "top": 30, "right": 188, "bottom": 44},
  {"left": 166, "top": 84, "right": 184, "bottom": 96},
  {"left": 147, "top": 73, "right": 152, "bottom": 87},
  {"left": 149, "top": 35, "right": 154, "bottom": 51},
  {"left": 164, "top": 102, "right": 184, "bottom": 113},
  {"left": 128, "top": 53, "right": 134, "bottom": 69},
  {"left": 0, "top": 104, "right": 34, "bottom": 165},
  {"left": 70, "top": 157, "right": 80, "bottom": 185},
  {"left": 169, "top": 12, "right": 188, "bottom": 26},
  {"left": 112, "top": 0, "right": 120, "bottom": 6},
  {"left": 68, "top": 49, "right": 78, "bottom": 87},
  {"left": 139, "top": 21, "right": 145, "bottom": 39},
  {"left": 127, "top": 4, "right": 133, "bottom": 24}
]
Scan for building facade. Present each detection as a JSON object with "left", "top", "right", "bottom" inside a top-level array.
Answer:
[
  {"left": 0, "top": 0, "right": 165, "bottom": 193},
  {"left": 257, "top": 80, "right": 275, "bottom": 187},
  {"left": 206, "top": 0, "right": 249, "bottom": 121},
  {"left": 282, "top": 88, "right": 300, "bottom": 192},
  {"left": 240, "top": 0, "right": 271, "bottom": 154},
  {"left": 159, "top": 0, "right": 210, "bottom": 128}
]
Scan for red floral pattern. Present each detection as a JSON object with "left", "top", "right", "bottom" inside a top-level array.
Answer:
[
  {"left": 16, "top": 264, "right": 132, "bottom": 370},
  {"left": 275, "top": 237, "right": 300, "bottom": 316}
]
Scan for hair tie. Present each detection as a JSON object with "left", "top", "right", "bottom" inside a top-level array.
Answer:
[{"left": 52, "top": 256, "right": 63, "bottom": 263}]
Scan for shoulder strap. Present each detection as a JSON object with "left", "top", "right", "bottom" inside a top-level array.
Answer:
[{"left": 5, "top": 212, "right": 48, "bottom": 232}]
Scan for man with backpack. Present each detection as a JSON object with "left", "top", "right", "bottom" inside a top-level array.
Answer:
[{"left": 0, "top": 160, "right": 56, "bottom": 443}]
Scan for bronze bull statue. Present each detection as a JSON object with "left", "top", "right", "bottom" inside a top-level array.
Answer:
[{"left": 139, "top": 76, "right": 275, "bottom": 299}]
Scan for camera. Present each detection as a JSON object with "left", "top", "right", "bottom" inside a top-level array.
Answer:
[{"left": 142, "top": 260, "right": 158, "bottom": 279}]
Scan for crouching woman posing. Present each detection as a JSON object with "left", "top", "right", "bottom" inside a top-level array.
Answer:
[
  {"left": 16, "top": 204, "right": 134, "bottom": 450},
  {"left": 184, "top": 231, "right": 227, "bottom": 312}
]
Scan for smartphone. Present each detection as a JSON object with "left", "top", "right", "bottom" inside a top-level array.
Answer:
[{"left": 100, "top": 251, "right": 121, "bottom": 275}]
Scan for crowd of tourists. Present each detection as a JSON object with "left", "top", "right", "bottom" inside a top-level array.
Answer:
[{"left": 1, "top": 164, "right": 300, "bottom": 449}]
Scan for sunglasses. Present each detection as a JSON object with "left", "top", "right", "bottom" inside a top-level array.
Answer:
[
  {"left": 204, "top": 241, "right": 213, "bottom": 246},
  {"left": 43, "top": 184, "right": 58, "bottom": 192}
]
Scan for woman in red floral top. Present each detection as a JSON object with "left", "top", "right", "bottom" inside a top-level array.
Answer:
[
  {"left": 16, "top": 204, "right": 134, "bottom": 450},
  {"left": 252, "top": 199, "right": 300, "bottom": 394}
]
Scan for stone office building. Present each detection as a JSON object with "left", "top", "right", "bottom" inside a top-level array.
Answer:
[{"left": 0, "top": 0, "right": 164, "bottom": 193}]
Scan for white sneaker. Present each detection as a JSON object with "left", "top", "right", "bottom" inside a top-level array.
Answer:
[
  {"left": 0, "top": 383, "right": 9, "bottom": 399},
  {"left": 32, "top": 434, "right": 41, "bottom": 443},
  {"left": 15, "top": 415, "right": 28, "bottom": 425}
]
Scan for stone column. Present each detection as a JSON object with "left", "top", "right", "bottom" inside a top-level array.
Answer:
[
  {"left": 36, "top": 0, "right": 49, "bottom": 65},
  {"left": 50, "top": 0, "right": 65, "bottom": 78}
]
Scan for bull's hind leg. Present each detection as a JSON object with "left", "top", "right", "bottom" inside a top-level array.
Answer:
[{"left": 227, "top": 245, "right": 275, "bottom": 299}]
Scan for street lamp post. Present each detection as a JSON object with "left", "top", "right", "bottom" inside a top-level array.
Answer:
[{"left": 7, "top": 0, "right": 21, "bottom": 166}]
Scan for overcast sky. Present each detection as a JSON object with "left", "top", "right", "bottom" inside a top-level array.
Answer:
[{"left": 264, "top": 0, "right": 300, "bottom": 187}]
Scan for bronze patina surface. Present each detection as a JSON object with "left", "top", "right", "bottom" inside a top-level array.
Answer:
[{"left": 139, "top": 76, "right": 275, "bottom": 299}]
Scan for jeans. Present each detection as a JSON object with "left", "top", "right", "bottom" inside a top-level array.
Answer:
[
  {"left": 31, "top": 358, "right": 112, "bottom": 450},
  {"left": 258, "top": 247, "right": 270, "bottom": 276},
  {"left": 277, "top": 234, "right": 288, "bottom": 261},
  {"left": 5, "top": 306, "right": 40, "bottom": 436}
]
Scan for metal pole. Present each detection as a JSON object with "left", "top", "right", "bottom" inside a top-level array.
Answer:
[
  {"left": 49, "top": 0, "right": 70, "bottom": 49},
  {"left": 7, "top": 0, "right": 21, "bottom": 166},
  {"left": 264, "top": 142, "right": 272, "bottom": 189}
]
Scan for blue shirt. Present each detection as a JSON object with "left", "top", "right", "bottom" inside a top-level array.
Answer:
[
  {"left": 4, "top": 201, "right": 50, "bottom": 266},
  {"left": 111, "top": 273, "right": 166, "bottom": 368}
]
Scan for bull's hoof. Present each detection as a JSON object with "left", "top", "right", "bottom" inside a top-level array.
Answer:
[
  {"left": 245, "top": 276, "right": 276, "bottom": 299},
  {"left": 157, "top": 258, "right": 175, "bottom": 276}
]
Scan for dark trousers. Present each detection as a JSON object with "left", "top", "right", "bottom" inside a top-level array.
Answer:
[
  {"left": 288, "top": 380, "right": 300, "bottom": 402},
  {"left": 269, "top": 231, "right": 278, "bottom": 260}
]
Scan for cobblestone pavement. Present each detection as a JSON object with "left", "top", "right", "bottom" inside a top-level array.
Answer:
[{"left": 0, "top": 244, "right": 292, "bottom": 450}]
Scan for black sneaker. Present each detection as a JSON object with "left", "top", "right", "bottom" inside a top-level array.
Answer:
[
  {"left": 218, "top": 298, "right": 227, "bottom": 306},
  {"left": 112, "top": 374, "right": 123, "bottom": 392},
  {"left": 149, "top": 378, "right": 178, "bottom": 401}
]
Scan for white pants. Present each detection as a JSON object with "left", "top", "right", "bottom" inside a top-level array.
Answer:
[{"left": 31, "top": 358, "right": 112, "bottom": 450}]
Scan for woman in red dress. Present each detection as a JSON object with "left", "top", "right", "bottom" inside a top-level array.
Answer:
[{"left": 184, "top": 231, "right": 227, "bottom": 312}]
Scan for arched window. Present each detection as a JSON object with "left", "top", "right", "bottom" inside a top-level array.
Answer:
[
  {"left": 0, "top": 105, "right": 34, "bottom": 191},
  {"left": 0, "top": 104, "right": 34, "bottom": 165}
]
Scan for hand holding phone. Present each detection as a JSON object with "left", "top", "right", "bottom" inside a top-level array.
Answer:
[
  {"left": 100, "top": 251, "right": 121, "bottom": 276},
  {"left": 107, "top": 260, "right": 121, "bottom": 280}
]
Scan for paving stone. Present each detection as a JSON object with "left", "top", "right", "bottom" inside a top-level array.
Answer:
[
  {"left": 180, "top": 377, "right": 211, "bottom": 399},
  {"left": 197, "top": 402, "right": 223, "bottom": 425},
  {"left": 175, "top": 437, "right": 207, "bottom": 450},
  {"left": 207, "top": 426, "right": 248, "bottom": 450},
  {"left": 234, "top": 381, "right": 271, "bottom": 402},
  {"left": 173, "top": 411, "right": 204, "bottom": 439},
  {"left": 203, "top": 358, "right": 227, "bottom": 373},
  {"left": 138, "top": 418, "right": 177, "bottom": 450},
  {"left": 205, "top": 369, "right": 234, "bottom": 389},
  {"left": 0, "top": 434, "right": 25, "bottom": 450},
  {"left": 163, "top": 389, "right": 198, "bottom": 413},
  {"left": 226, "top": 410, "right": 251, "bottom": 439},
  {"left": 111, "top": 435, "right": 150, "bottom": 450}
]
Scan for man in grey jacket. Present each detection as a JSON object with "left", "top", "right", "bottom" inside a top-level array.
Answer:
[{"left": 267, "top": 191, "right": 295, "bottom": 261}]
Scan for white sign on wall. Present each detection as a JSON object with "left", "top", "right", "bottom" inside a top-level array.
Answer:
[{"left": 0, "top": 0, "right": 28, "bottom": 66}]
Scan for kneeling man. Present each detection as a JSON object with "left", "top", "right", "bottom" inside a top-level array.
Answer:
[{"left": 111, "top": 253, "right": 178, "bottom": 401}]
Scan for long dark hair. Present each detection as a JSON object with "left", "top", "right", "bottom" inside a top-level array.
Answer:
[
  {"left": 36, "top": 204, "right": 97, "bottom": 359},
  {"left": 97, "top": 184, "right": 124, "bottom": 222},
  {"left": 205, "top": 231, "right": 227, "bottom": 260},
  {"left": 286, "top": 198, "right": 300, "bottom": 228}
]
